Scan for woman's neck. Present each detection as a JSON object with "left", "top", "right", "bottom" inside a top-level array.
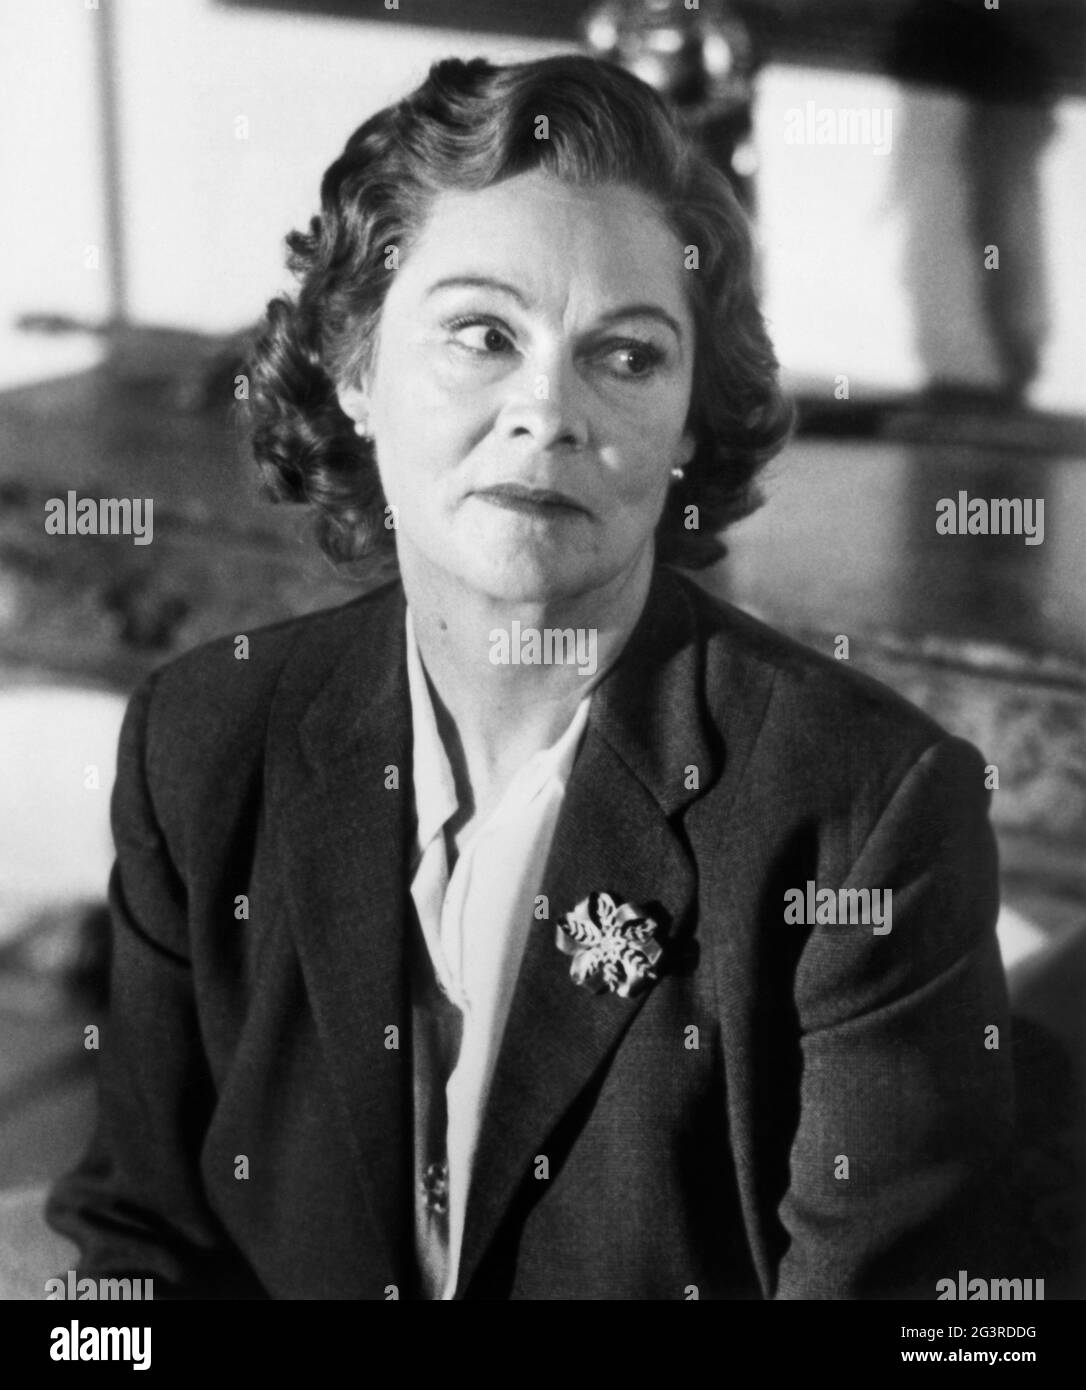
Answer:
[{"left": 401, "top": 547, "right": 654, "bottom": 813}]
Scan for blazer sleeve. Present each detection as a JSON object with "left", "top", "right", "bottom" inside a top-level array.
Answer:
[
  {"left": 773, "top": 735, "right": 1015, "bottom": 1300},
  {"left": 44, "top": 673, "right": 266, "bottom": 1299}
]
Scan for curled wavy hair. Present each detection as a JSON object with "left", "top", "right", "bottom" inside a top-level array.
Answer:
[{"left": 246, "top": 53, "right": 793, "bottom": 571}]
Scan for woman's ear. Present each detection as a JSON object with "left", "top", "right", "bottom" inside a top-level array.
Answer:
[
  {"left": 336, "top": 381, "right": 371, "bottom": 434},
  {"left": 676, "top": 428, "right": 697, "bottom": 467}
]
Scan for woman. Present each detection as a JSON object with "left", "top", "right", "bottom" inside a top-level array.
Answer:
[{"left": 46, "top": 54, "right": 1013, "bottom": 1300}]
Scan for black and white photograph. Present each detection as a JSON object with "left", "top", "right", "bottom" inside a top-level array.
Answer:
[{"left": 1, "top": 0, "right": 1083, "bottom": 1357}]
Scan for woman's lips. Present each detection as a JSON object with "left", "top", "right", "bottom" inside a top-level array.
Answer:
[{"left": 473, "top": 483, "right": 588, "bottom": 516}]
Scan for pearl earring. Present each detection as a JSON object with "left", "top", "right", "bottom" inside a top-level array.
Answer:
[
  {"left": 353, "top": 421, "right": 372, "bottom": 441},
  {"left": 670, "top": 465, "right": 685, "bottom": 481}
]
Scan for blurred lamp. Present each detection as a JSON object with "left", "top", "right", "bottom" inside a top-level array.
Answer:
[{"left": 581, "top": 0, "right": 759, "bottom": 208}]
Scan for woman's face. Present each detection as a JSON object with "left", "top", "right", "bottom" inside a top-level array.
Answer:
[{"left": 338, "top": 169, "right": 697, "bottom": 606}]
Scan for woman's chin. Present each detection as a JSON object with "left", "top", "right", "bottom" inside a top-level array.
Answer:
[{"left": 456, "top": 543, "right": 594, "bottom": 607}]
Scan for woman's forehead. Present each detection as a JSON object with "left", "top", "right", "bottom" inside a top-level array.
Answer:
[{"left": 400, "top": 173, "right": 689, "bottom": 305}]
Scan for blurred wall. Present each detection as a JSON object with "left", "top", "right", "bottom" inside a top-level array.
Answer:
[
  {"left": 757, "top": 66, "right": 1086, "bottom": 413},
  {"left": 1, "top": 2, "right": 110, "bottom": 386}
]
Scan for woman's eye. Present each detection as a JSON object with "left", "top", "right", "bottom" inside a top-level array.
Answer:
[
  {"left": 446, "top": 317, "right": 513, "bottom": 355},
  {"left": 605, "top": 341, "right": 665, "bottom": 378}
]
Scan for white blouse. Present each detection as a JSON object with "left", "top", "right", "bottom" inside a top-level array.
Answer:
[{"left": 404, "top": 605, "right": 592, "bottom": 1299}]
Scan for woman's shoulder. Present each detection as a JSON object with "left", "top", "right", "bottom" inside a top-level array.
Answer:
[
  {"left": 134, "top": 576, "right": 404, "bottom": 768},
  {"left": 672, "top": 570, "right": 956, "bottom": 762}
]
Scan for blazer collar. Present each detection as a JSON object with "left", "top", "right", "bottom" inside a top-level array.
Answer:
[{"left": 588, "top": 562, "right": 719, "bottom": 816}]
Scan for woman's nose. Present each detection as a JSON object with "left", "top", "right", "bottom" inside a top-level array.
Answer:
[{"left": 497, "top": 353, "right": 591, "bottom": 451}]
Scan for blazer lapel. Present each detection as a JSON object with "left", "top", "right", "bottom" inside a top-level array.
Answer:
[
  {"left": 263, "top": 579, "right": 416, "bottom": 1290},
  {"left": 456, "top": 567, "right": 721, "bottom": 1297}
]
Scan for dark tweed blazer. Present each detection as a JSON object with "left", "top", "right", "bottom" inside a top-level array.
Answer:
[{"left": 46, "top": 565, "right": 1014, "bottom": 1300}]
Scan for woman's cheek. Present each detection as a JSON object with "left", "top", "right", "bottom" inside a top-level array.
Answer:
[{"left": 612, "top": 434, "right": 675, "bottom": 504}]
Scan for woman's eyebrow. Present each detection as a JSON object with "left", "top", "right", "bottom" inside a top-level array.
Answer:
[
  {"left": 425, "top": 275, "right": 684, "bottom": 341},
  {"left": 594, "top": 303, "right": 684, "bottom": 342},
  {"left": 425, "top": 275, "right": 530, "bottom": 306}
]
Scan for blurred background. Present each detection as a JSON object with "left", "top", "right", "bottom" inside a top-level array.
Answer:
[{"left": 1, "top": 0, "right": 1083, "bottom": 1298}]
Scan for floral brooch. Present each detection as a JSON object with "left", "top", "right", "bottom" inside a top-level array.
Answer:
[{"left": 555, "top": 891, "right": 666, "bottom": 998}]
